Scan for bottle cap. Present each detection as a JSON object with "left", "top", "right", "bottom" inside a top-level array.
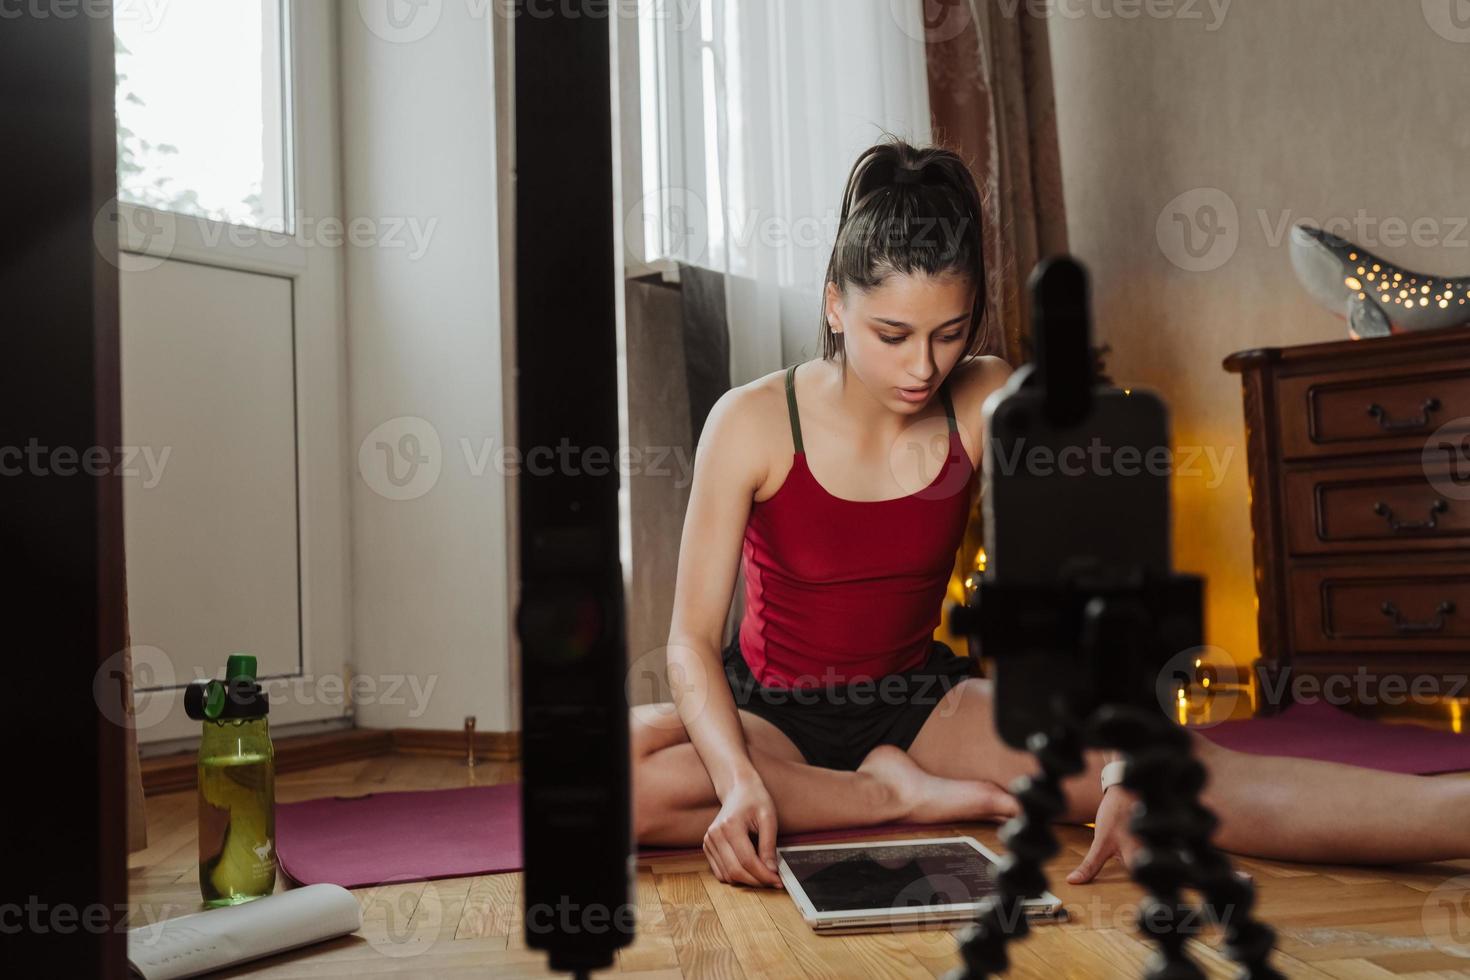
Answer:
[
  {"left": 184, "top": 652, "right": 270, "bottom": 721},
  {"left": 225, "top": 654, "right": 257, "bottom": 682}
]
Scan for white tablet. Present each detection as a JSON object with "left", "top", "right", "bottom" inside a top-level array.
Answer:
[{"left": 776, "top": 835, "right": 1064, "bottom": 933}]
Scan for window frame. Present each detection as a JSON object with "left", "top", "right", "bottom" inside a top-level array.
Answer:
[{"left": 113, "top": 0, "right": 313, "bottom": 278}]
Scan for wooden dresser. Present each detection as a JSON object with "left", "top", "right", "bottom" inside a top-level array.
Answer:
[{"left": 1224, "top": 325, "right": 1470, "bottom": 714}]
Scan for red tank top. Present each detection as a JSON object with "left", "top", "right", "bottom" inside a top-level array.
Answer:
[{"left": 737, "top": 362, "right": 978, "bottom": 689}]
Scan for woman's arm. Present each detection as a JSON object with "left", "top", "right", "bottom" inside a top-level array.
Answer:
[
  {"left": 662, "top": 383, "right": 788, "bottom": 886},
  {"left": 664, "top": 384, "right": 771, "bottom": 798}
]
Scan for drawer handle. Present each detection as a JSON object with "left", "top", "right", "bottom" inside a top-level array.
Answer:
[
  {"left": 1379, "top": 599, "right": 1456, "bottom": 634},
  {"left": 1366, "top": 397, "right": 1441, "bottom": 432},
  {"left": 1372, "top": 498, "right": 1449, "bottom": 531}
]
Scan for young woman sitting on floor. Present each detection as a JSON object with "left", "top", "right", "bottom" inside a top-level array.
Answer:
[{"left": 630, "top": 137, "right": 1470, "bottom": 889}]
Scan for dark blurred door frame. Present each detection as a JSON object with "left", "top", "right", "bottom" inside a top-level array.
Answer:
[{"left": 1, "top": 5, "right": 127, "bottom": 977}]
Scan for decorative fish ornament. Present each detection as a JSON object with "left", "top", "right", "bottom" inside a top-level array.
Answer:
[{"left": 1289, "top": 223, "right": 1470, "bottom": 339}]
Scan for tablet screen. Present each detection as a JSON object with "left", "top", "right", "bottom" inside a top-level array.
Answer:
[{"left": 780, "top": 841, "right": 999, "bottom": 913}]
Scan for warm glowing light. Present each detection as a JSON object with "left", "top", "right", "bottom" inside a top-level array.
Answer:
[
  {"left": 1344, "top": 276, "right": 1363, "bottom": 291},
  {"left": 1452, "top": 700, "right": 1464, "bottom": 735}
]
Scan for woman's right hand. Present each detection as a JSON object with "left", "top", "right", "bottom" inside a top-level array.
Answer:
[{"left": 703, "top": 773, "right": 784, "bottom": 888}]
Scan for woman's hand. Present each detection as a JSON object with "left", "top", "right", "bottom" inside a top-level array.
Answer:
[
  {"left": 1066, "top": 785, "right": 1142, "bottom": 885},
  {"left": 703, "top": 773, "right": 784, "bottom": 888}
]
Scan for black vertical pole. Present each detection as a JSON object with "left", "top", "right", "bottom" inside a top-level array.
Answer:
[
  {"left": 1, "top": 4, "right": 128, "bottom": 978},
  {"left": 515, "top": 1, "right": 634, "bottom": 974}
]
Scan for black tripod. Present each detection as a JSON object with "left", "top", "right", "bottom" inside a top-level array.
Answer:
[{"left": 945, "top": 570, "right": 1282, "bottom": 980}]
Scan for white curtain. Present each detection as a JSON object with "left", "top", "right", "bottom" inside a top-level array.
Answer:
[{"left": 652, "top": 0, "right": 934, "bottom": 385}]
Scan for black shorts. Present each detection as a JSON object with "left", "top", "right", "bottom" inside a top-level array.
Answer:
[{"left": 721, "top": 635, "right": 980, "bottom": 772}]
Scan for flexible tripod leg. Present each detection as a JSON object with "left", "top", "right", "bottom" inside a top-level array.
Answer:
[
  {"left": 947, "top": 718, "right": 1086, "bottom": 980},
  {"left": 1161, "top": 751, "right": 1283, "bottom": 978},
  {"left": 1092, "top": 707, "right": 1283, "bottom": 980}
]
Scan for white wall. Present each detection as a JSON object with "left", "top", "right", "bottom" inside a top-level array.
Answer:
[{"left": 340, "top": 5, "right": 514, "bottom": 732}]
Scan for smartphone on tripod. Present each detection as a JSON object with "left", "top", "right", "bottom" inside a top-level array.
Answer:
[{"left": 970, "top": 257, "right": 1200, "bottom": 747}]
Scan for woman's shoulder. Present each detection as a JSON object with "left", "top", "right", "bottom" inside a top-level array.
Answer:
[
  {"left": 704, "top": 369, "right": 790, "bottom": 441},
  {"left": 949, "top": 355, "right": 1013, "bottom": 412},
  {"left": 695, "top": 370, "right": 793, "bottom": 494},
  {"left": 948, "top": 355, "right": 1016, "bottom": 467},
  {"left": 951, "top": 354, "right": 1013, "bottom": 393}
]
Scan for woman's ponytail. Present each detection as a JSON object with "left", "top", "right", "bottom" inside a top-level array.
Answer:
[{"left": 820, "top": 135, "right": 990, "bottom": 362}]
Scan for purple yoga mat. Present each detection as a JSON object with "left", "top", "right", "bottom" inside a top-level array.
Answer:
[
  {"left": 1197, "top": 698, "right": 1470, "bottom": 774},
  {"left": 277, "top": 702, "right": 1469, "bottom": 887},
  {"left": 275, "top": 783, "right": 930, "bottom": 887},
  {"left": 277, "top": 783, "right": 521, "bottom": 887}
]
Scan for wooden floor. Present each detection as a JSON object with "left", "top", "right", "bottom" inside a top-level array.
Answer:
[{"left": 128, "top": 753, "right": 1470, "bottom": 979}]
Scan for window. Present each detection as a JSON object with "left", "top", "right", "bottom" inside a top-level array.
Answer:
[
  {"left": 114, "top": 0, "right": 292, "bottom": 232},
  {"left": 637, "top": 0, "right": 724, "bottom": 274},
  {"left": 633, "top": 0, "right": 933, "bottom": 292}
]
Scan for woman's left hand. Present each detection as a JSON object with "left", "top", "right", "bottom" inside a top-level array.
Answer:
[{"left": 1066, "top": 785, "right": 1142, "bottom": 885}]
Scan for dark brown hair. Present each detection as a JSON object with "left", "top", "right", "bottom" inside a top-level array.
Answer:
[{"left": 820, "top": 135, "right": 990, "bottom": 363}]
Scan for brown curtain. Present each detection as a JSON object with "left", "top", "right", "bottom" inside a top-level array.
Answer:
[
  {"left": 924, "top": 0, "right": 1070, "bottom": 658},
  {"left": 925, "top": 0, "right": 1069, "bottom": 366}
]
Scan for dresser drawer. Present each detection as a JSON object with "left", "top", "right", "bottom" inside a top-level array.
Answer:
[
  {"left": 1277, "top": 360, "right": 1470, "bottom": 460},
  {"left": 1284, "top": 462, "right": 1470, "bottom": 555},
  {"left": 1290, "top": 561, "right": 1470, "bottom": 654}
]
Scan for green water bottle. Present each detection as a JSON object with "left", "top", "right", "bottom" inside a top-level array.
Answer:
[{"left": 184, "top": 654, "right": 276, "bottom": 906}]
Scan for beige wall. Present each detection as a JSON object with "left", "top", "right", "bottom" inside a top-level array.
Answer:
[
  {"left": 1047, "top": 0, "right": 1470, "bottom": 670},
  {"left": 341, "top": 6, "right": 514, "bottom": 732}
]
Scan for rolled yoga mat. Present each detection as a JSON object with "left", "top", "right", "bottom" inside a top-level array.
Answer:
[{"left": 277, "top": 701, "right": 1470, "bottom": 887}]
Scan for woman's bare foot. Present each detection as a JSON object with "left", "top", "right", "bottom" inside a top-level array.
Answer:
[{"left": 858, "top": 744, "right": 1020, "bottom": 824}]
